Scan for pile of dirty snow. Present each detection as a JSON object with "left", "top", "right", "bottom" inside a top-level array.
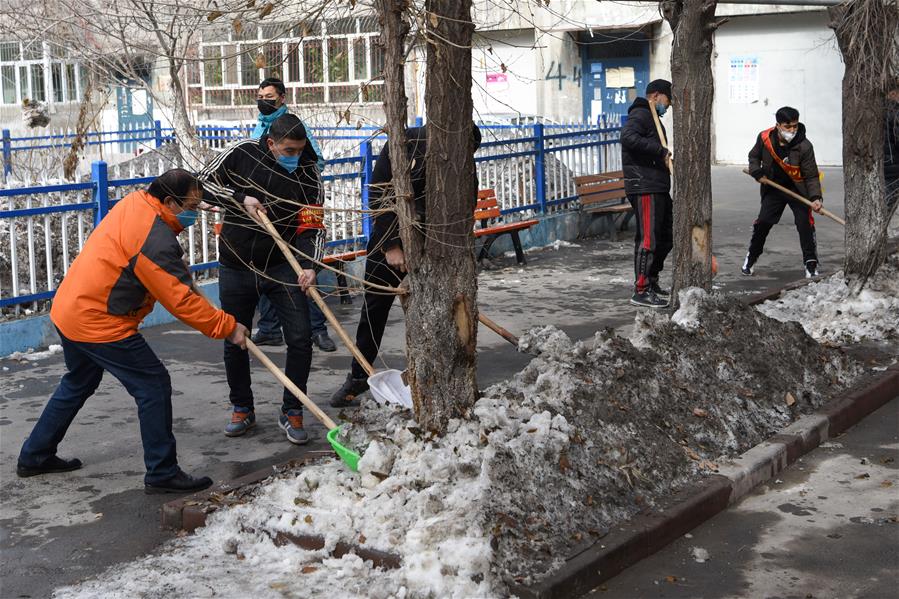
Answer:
[
  {"left": 757, "top": 252, "right": 899, "bottom": 344},
  {"left": 55, "top": 292, "right": 864, "bottom": 598}
]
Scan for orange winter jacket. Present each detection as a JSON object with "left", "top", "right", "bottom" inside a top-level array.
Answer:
[{"left": 50, "top": 190, "right": 236, "bottom": 343}]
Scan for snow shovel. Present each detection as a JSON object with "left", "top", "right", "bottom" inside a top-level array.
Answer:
[
  {"left": 253, "top": 210, "right": 413, "bottom": 409},
  {"left": 649, "top": 102, "right": 673, "bottom": 174},
  {"left": 742, "top": 168, "right": 845, "bottom": 226},
  {"left": 245, "top": 339, "right": 361, "bottom": 471}
]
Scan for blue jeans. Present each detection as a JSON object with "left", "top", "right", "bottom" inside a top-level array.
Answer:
[
  {"left": 257, "top": 294, "right": 326, "bottom": 337},
  {"left": 219, "top": 262, "right": 312, "bottom": 413},
  {"left": 18, "top": 330, "right": 180, "bottom": 484}
]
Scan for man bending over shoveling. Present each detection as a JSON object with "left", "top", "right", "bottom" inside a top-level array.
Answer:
[
  {"left": 329, "top": 123, "right": 482, "bottom": 407},
  {"left": 17, "top": 170, "right": 249, "bottom": 494},
  {"left": 199, "top": 113, "right": 324, "bottom": 444}
]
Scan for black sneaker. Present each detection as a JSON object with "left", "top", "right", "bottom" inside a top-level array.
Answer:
[
  {"left": 312, "top": 332, "right": 337, "bottom": 352},
  {"left": 630, "top": 290, "right": 669, "bottom": 309},
  {"left": 805, "top": 260, "right": 819, "bottom": 279},
  {"left": 330, "top": 373, "right": 369, "bottom": 407},
  {"left": 144, "top": 469, "right": 213, "bottom": 495},
  {"left": 649, "top": 278, "right": 670, "bottom": 298},
  {"left": 17, "top": 455, "right": 83, "bottom": 478},
  {"left": 251, "top": 331, "right": 284, "bottom": 346},
  {"left": 741, "top": 253, "right": 756, "bottom": 276}
]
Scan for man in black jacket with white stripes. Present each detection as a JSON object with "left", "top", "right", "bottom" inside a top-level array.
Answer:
[
  {"left": 200, "top": 114, "right": 324, "bottom": 445},
  {"left": 621, "top": 79, "right": 674, "bottom": 309}
]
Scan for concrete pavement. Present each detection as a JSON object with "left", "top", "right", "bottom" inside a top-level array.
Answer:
[
  {"left": 0, "top": 165, "right": 855, "bottom": 598},
  {"left": 587, "top": 398, "right": 898, "bottom": 599}
]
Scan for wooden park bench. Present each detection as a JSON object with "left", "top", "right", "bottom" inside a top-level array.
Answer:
[
  {"left": 474, "top": 189, "right": 539, "bottom": 265},
  {"left": 574, "top": 171, "right": 633, "bottom": 240}
]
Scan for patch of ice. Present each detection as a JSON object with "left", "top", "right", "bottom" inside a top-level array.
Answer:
[
  {"left": 502, "top": 239, "right": 580, "bottom": 258},
  {"left": 692, "top": 546, "right": 710, "bottom": 563}
]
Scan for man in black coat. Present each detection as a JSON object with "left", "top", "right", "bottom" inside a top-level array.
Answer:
[
  {"left": 885, "top": 85, "right": 899, "bottom": 211},
  {"left": 620, "top": 79, "right": 673, "bottom": 309},
  {"left": 330, "top": 124, "right": 481, "bottom": 407},
  {"left": 200, "top": 114, "right": 323, "bottom": 445},
  {"left": 744, "top": 106, "right": 823, "bottom": 279}
]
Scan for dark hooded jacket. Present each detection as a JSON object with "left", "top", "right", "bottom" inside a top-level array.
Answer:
[
  {"left": 199, "top": 136, "right": 323, "bottom": 271},
  {"left": 748, "top": 123, "right": 822, "bottom": 201},
  {"left": 620, "top": 97, "right": 671, "bottom": 196}
]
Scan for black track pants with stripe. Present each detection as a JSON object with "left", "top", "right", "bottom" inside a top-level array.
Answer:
[{"left": 629, "top": 192, "right": 673, "bottom": 293}]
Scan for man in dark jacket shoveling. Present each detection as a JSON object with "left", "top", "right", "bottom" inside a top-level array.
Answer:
[
  {"left": 621, "top": 79, "right": 674, "bottom": 309},
  {"left": 743, "top": 106, "right": 823, "bottom": 279}
]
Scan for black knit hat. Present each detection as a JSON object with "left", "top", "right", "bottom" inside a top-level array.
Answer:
[{"left": 645, "top": 79, "right": 672, "bottom": 100}]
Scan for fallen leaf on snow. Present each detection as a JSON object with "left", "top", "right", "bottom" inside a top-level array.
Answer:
[
  {"left": 692, "top": 408, "right": 708, "bottom": 418},
  {"left": 785, "top": 392, "right": 796, "bottom": 406}
]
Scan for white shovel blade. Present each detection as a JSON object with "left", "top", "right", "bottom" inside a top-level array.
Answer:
[{"left": 368, "top": 369, "right": 413, "bottom": 409}]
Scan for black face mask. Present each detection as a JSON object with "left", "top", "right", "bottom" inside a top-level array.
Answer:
[{"left": 257, "top": 99, "right": 280, "bottom": 116}]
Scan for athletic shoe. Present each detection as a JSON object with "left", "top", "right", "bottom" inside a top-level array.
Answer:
[
  {"left": 805, "top": 260, "right": 819, "bottom": 278},
  {"left": 279, "top": 410, "right": 309, "bottom": 445},
  {"left": 251, "top": 331, "right": 283, "bottom": 346},
  {"left": 741, "top": 253, "right": 756, "bottom": 276},
  {"left": 312, "top": 332, "right": 337, "bottom": 352},
  {"left": 630, "top": 291, "right": 669, "bottom": 309},
  {"left": 649, "top": 278, "right": 670, "bottom": 298},
  {"left": 16, "top": 455, "right": 83, "bottom": 478},
  {"left": 144, "top": 469, "right": 213, "bottom": 494},
  {"left": 329, "top": 373, "right": 370, "bottom": 408},
  {"left": 224, "top": 406, "right": 255, "bottom": 437}
]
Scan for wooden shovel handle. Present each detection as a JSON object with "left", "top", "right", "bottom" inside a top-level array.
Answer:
[
  {"left": 253, "top": 210, "right": 376, "bottom": 377},
  {"left": 649, "top": 103, "right": 673, "bottom": 174},
  {"left": 246, "top": 339, "right": 337, "bottom": 430},
  {"left": 478, "top": 312, "right": 519, "bottom": 347},
  {"left": 741, "top": 168, "right": 845, "bottom": 226}
]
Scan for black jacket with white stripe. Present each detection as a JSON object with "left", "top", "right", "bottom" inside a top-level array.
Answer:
[{"left": 200, "top": 136, "right": 323, "bottom": 271}]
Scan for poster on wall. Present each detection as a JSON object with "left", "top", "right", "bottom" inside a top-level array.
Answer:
[{"left": 728, "top": 55, "right": 759, "bottom": 104}]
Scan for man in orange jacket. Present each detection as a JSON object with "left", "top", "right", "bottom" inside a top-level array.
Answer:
[{"left": 16, "top": 169, "right": 248, "bottom": 494}]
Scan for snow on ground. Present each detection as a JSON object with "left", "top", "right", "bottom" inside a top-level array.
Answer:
[
  {"left": 5, "top": 344, "right": 63, "bottom": 361},
  {"left": 502, "top": 239, "right": 580, "bottom": 258},
  {"left": 757, "top": 252, "right": 899, "bottom": 344},
  {"left": 54, "top": 291, "right": 865, "bottom": 599}
]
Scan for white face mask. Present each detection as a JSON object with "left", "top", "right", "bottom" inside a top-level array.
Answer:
[{"left": 780, "top": 128, "right": 796, "bottom": 142}]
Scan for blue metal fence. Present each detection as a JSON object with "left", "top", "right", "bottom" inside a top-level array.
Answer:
[{"left": 1, "top": 121, "right": 621, "bottom": 311}]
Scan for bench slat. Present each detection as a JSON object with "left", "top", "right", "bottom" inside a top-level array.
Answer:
[
  {"left": 580, "top": 189, "right": 628, "bottom": 204},
  {"left": 476, "top": 198, "right": 498, "bottom": 210},
  {"left": 575, "top": 179, "right": 624, "bottom": 194},
  {"left": 475, "top": 207, "right": 502, "bottom": 220},
  {"left": 477, "top": 189, "right": 496, "bottom": 200},
  {"left": 574, "top": 171, "right": 624, "bottom": 185},
  {"left": 474, "top": 219, "right": 539, "bottom": 237},
  {"left": 324, "top": 249, "right": 368, "bottom": 263}
]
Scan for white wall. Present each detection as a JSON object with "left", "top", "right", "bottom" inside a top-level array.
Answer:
[
  {"left": 713, "top": 11, "right": 843, "bottom": 166},
  {"left": 472, "top": 30, "right": 537, "bottom": 119}
]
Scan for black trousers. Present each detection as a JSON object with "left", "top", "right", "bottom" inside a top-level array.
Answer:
[
  {"left": 628, "top": 192, "right": 673, "bottom": 293},
  {"left": 351, "top": 247, "right": 405, "bottom": 379},
  {"left": 747, "top": 190, "right": 818, "bottom": 264},
  {"left": 219, "top": 262, "right": 312, "bottom": 413}
]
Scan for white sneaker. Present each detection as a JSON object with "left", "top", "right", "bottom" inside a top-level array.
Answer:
[{"left": 805, "top": 260, "right": 819, "bottom": 278}]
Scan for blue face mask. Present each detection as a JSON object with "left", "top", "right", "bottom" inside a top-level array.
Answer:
[
  {"left": 277, "top": 154, "right": 300, "bottom": 174},
  {"left": 176, "top": 209, "right": 198, "bottom": 229},
  {"left": 655, "top": 102, "right": 668, "bottom": 116}
]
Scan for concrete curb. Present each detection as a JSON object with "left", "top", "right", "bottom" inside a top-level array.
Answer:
[{"left": 512, "top": 368, "right": 899, "bottom": 598}]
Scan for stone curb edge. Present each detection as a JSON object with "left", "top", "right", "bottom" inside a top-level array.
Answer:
[{"left": 511, "top": 366, "right": 899, "bottom": 599}]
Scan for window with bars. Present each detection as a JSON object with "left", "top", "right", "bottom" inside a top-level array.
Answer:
[
  {"left": 197, "top": 17, "right": 385, "bottom": 107},
  {"left": 0, "top": 40, "right": 85, "bottom": 105}
]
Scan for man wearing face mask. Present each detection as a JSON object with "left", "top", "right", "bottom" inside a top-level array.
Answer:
[
  {"left": 16, "top": 169, "right": 248, "bottom": 493},
  {"left": 200, "top": 114, "right": 323, "bottom": 445},
  {"left": 620, "top": 78, "right": 674, "bottom": 309},
  {"left": 251, "top": 78, "right": 335, "bottom": 352},
  {"left": 744, "top": 106, "right": 823, "bottom": 279}
]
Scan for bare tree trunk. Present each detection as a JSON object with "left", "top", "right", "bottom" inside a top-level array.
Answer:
[
  {"left": 829, "top": 0, "right": 897, "bottom": 292},
  {"left": 392, "top": 0, "right": 479, "bottom": 434},
  {"left": 662, "top": 0, "right": 721, "bottom": 304}
]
